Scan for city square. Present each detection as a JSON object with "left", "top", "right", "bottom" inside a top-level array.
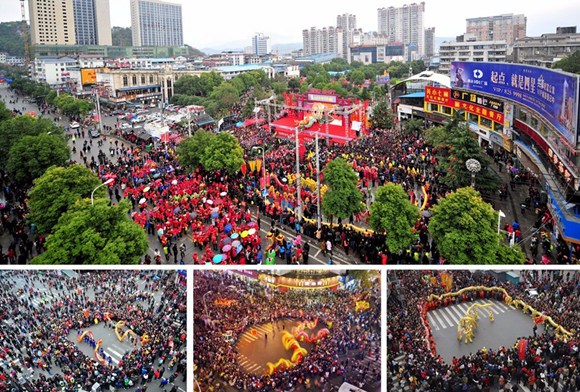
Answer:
[
  {"left": 194, "top": 270, "right": 381, "bottom": 391},
  {"left": 388, "top": 270, "right": 580, "bottom": 391},
  {"left": 0, "top": 270, "right": 187, "bottom": 391}
]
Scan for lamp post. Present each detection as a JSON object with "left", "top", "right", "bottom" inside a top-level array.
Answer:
[
  {"left": 465, "top": 159, "right": 481, "bottom": 188},
  {"left": 497, "top": 210, "right": 506, "bottom": 243},
  {"left": 295, "top": 127, "right": 302, "bottom": 221},
  {"left": 315, "top": 132, "right": 321, "bottom": 229},
  {"left": 91, "top": 178, "right": 114, "bottom": 206},
  {"left": 202, "top": 290, "right": 213, "bottom": 322}
]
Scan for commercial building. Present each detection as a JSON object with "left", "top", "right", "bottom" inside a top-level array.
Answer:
[
  {"left": 130, "top": 0, "right": 183, "bottom": 47},
  {"left": 466, "top": 13, "right": 526, "bottom": 46},
  {"left": 32, "top": 57, "right": 79, "bottom": 86},
  {"left": 377, "top": 2, "right": 425, "bottom": 57},
  {"left": 28, "top": 0, "right": 76, "bottom": 45},
  {"left": 72, "top": 0, "right": 112, "bottom": 46},
  {"left": 350, "top": 44, "right": 405, "bottom": 64},
  {"left": 438, "top": 38, "right": 508, "bottom": 74},
  {"left": 512, "top": 27, "right": 580, "bottom": 68},
  {"left": 424, "top": 27, "right": 435, "bottom": 57},
  {"left": 251, "top": 33, "right": 271, "bottom": 56},
  {"left": 32, "top": 44, "right": 190, "bottom": 59}
]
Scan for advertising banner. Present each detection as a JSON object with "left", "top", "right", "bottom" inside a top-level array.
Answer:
[
  {"left": 81, "top": 69, "right": 97, "bottom": 86},
  {"left": 450, "top": 61, "right": 579, "bottom": 145},
  {"left": 425, "top": 86, "right": 504, "bottom": 124}
]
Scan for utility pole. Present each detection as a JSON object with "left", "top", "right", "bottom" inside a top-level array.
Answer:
[
  {"left": 95, "top": 88, "right": 103, "bottom": 135},
  {"left": 315, "top": 132, "right": 321, "bottom": 229},
  {"left": 295, "top": 127, "right": 302, "bottom": 221}
]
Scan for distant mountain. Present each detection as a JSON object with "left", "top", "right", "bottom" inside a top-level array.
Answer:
[
  {"left": 0, "top": 21, "right": 26, "bottom": 57},
  {"left": 112, "top": 26, "right": 132, "bottom": 47},
  {"left": 272, "top": 43, "right": 302, "bottom": 54},
  {"left": 200, "top": 42, "right": 302, "bottom": 56}
]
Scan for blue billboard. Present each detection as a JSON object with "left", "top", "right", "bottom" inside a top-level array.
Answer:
[{"left": 450, "top": 61, "right": 579, "bottom": 145}]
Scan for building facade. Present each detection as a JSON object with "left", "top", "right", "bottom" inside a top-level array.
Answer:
[
  {"left": 466, "top": 14, "right": 526, "bottom": 46},
  {"left": 130, "top": 0, "right": 183, "bottom": 47},
  {"left": 377, "top": 2, "right": 425, "bottom": 57},
  {"left": 32, "top": 57, "right": 79, "bottom": 85},
  {"left": 28, "top": 0, "right": 76, "bottom": 45},
  {"left": 438, "top": 39, "right": 508, "bottom": 74},
  {"left": 302, "top": 26, "right": 344, "bottom": 57},
  {"left": 512, "top": 27, "right": 580, "bottom": 68},
  {"left": 336, "top": 13, "right": 357, "bottom": 62},
  {"left": 252, "top": 33, "right": 271, "bottom": 56},
  {"left": 424, "top": 27, "right": 435, "bottom": 57},
  {"left": 72, "top": 0, "right": 112, "bottom": 46}
]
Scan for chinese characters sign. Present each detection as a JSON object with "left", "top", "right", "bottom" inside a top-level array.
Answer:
[
  {"left": 425, "top": 86, "right": 504, "bottom": 124},
  {"left": 450, "top": 61, "right": 580, "bottom": 145}
]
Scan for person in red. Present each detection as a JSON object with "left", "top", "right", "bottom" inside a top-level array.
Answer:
[{"left": 192, "top": 252, "right": 199, "bottom": 264}]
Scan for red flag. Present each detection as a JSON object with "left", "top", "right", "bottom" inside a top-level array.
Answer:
[
  {"left": 534, "top": 315, "right": 545, "bottom": 324},
  {"left": 517, "top": 339, "right": 527, "bottom": 360},
  {"left": 240, "top": 163, "right": 247, "bottom": 176}
]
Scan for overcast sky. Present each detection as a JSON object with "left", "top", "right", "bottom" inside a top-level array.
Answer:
[{"left": 2, "top": 0, "right": 579, "bottom": 49}]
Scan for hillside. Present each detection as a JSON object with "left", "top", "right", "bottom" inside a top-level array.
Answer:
[{"left": 0, "top": 21, "right": 26, "bottom": 57}]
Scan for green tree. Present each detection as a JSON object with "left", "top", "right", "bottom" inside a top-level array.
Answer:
[
  {"left": 428, "top": 187, "right": 525, "bottom": 264},
  {"left": 288, "top": 77, "right": 301, "bottom": 91},
  {"left": 369, "top": 100, "right": 395, "bottom": 130},
  {"left": 7, "top": 134, "right": 70, "bottom": 184},
  {"left": 28, "top": 165, "right": 104, "bottom": 233},
  {"left": 348, "top": 69, "right": 366, "bottom": 85},
  {"left": 0, "top": 115, "right": 64, "bottom": 169},
  {"left": 241, "top": 99, "right": 255, "bottom": 119},
  {"left": 369, "top": 183, "right": 420, "bottom": 254},
  {"left": 201, "top": 132, "right": 245, "bottom": 174},
  {"left": 0, "top": 101, "right": 12, "bottom": 122},
  {"left": 402, "top": 118, "right": 424, "bottom": 137},
  {"left": 177, "top": 130, "right": 215, "bottom": 171},
  {"left": 208, "top": 82, "right": 239, "bottom": 118},
  {"left": 552, "top": 50, "right": 580, "bottom": 74},
  {"left": 111, "top": 26, "right": 132, "bottom": 46},
  {"left": 32, "top": 200, "right": 148, "bottom": 265},
  {"left": 322, "top": 158, "right": 364, "bottom": 221}
]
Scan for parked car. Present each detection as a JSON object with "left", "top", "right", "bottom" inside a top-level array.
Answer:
[
  {"left": 70, "top": 121, "right": 80, "bottom": 129},
  {"left": 120, "top": 122, "right": 132, "bottom": 130},
  {"left": 89, "top": 128, "right": 100, "bottom": 138}
]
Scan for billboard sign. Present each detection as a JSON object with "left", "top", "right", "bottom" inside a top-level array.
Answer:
[
  {"left": 451, "top": 89, "right": 504, "bottom": 112},
  {"left": 425, "top": 86, "right": 504, "bottom": 124},
  {"left": 450, "top": 61, "right": 580, "bottom": 145},
  {"left": 81, "top": 68, "right": 97, "bottom": 86}
]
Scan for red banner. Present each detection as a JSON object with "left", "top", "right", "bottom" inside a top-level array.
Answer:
[{"left": 425, "top": 87, "right": 504, "bottom": 124}]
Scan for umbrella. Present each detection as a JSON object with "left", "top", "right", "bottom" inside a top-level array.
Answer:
[
  {"left": 206, "top": 200, "right": 214, "bottom": 205},
  {"left": 189, "top": 211, "right": 197, "bottom": 219},
  {"left": 223, "top": 237, "right": 232, "bottom": 245},
  {"left": 211, "top": 211, "right": 219, "bottom": 219},
  {"left": 422, "top": 210, "right": 432, "bottom": 218},
  {"left": 139, "top": 198, "right": 147, "bottom": 204},
  {"left": 171, "top": 180, "right": 178, "bottom": 185},
  {"left": 214, "top": 198, "right": 223, "bottom": 206},
  {"left": 282, "top": 177, "right": 288, "bottom": 183},
  {"left": 220, "top": 191, "right": 227, "bottom": 196},
  {"left": 173, "top": 207, "right": 180, "bottom": 214},
  {"left": 232, "top": 240, "right": 241, "bottom": 248},
  {"left": 241, "top": 230, "right": 249, "bottom": 238},
  {"left": 236, "top": 244, "right": 243, "bottom": 255},
  {"left": 247, "top": 222, "right": 257, "bottom": 228},
  {"left": 222, "top": 244, "right": 232, "bottom": 252},
  {"left": 230, "top": 233, "right": 239, "bottom": 239},
  {"left": 212, "top": 254, "right": 224, "bottom": 264},
  {"left": 248, "top": 228, "right": 257, "bottom": 235},
  {"left": 224, "top": 223, "right": 233, "bottom": 234},
  {"left": 143, "top": 186, "right": 151, "bottom": 193}
]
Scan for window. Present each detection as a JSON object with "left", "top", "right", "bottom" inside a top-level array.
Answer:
[
  {"left": 469, "top": 113, "right": 478, "bottom": 123},
  {"left": 480, "top": 117, "right": 492, "bottom": 129},
  {"left": 132, "top": 75, "right": 137, "bottom": 85},
  {"left": 495, "top": 123, "right": 503, "bottom": 133},
  {"left": 429, "top": 103, "right": 438, "bottom": 111},
  {"left": 123, "top": 76, "right": 128, "bottom": 86},
  {"left": 531, "top": 117, "right": 539, "bottom": 128},
  {"left": 149, "top": 75, "right": 154, "bottom": 83},
  {"left": 141, "top": 76, "right": 146, "bottom": 84},
  {"left": 441, "top": 106, "right": 451, "bottom": 115}
]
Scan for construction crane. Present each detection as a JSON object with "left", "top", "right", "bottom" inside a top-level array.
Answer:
[{"left": 20, "top": 0, "right": 30, "bottom": 68}]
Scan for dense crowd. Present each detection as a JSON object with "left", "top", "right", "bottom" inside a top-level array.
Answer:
[
  {"left": 194, "top": 271, "right": 381, "bottom": 391},
  {"left": 388, "top": 270, "right": 580, "bottom": 391},
  {"left": 0, "top": 270, "right": 186, "bottom": 391}
]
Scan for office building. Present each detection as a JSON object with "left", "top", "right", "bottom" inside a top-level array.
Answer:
[
  {"left": 130, "top": 0, "right": 183, "bottom": 47},
  {"left": 378, "top": 2, "right": 425, "bottom": 57},
  {"left": 73, "top": 0, "right": 112, "bottom": 46},
  {"left": 252, "top": 33, "right": 271, "bottom": 56},
  {"left": 512, "top": 27, "right": 580, "bottom": 68},
  {"left": 466, "top": 14, "right": 526, "bottom": 45},
  {"left": 424, "top": 27, "right": 435, "bottom": 57},
  {"left": 28, "top": 0, "right": 76, "bottom": 45},
  {"left": 438, "top": 38, "right": 508, "bottom": 74}
]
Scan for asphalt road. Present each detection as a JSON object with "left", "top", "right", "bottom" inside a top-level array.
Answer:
[{"left": 0, "top": 85, "right": 359, "bottom": 265}]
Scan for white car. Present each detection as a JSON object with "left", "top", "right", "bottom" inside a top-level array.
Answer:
[
  {"left": 70, "top": 122, "right": 80, "bottom": 129},
  {"left": 120, "top": 122, "right": 132, "bottom": 130}
]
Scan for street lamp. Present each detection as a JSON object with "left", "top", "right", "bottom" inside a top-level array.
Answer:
[
  {"left": 91, "top": 178, "right": 114, "bottom": 206},
  {"left": 465, "top": 159, "right": 481, "bottom": 187},
  {"left": 497, "top": 210, "right": 506, "bottom": 243},
  {"left": 251, "top": 146, "right": 266, "bottom": 204},
  {"left": 202, "top": 290, "right": 213, "bottom": 322}
]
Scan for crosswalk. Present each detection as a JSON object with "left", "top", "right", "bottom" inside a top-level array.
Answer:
[
  {"left": 236, "top": 323, "right": 277, "bottom": 374},
  {"left": 100, "top": 343, "right": 129, "bottom": 366},
  {"left": 426, "top": 299, "right": 512, "bottom": 331}
]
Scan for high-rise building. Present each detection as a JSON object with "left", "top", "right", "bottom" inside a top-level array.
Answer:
[
  {"left": 28, "top": 0, "right": 76, "bottom": 45},
  {"left": 377, "top": 2, "right": 425, "bottom": 57},
  {"left": 252, "top": 33, "right": 271, "bottom": 56},
  {"left": 466, "top": 14, "right": 526, "bottom": 45},
  {"left": 73, "top": 0, "right": 112, "bottom": 46},
  {"left": 336, "top": 13, "right": 357, "bottom": 62},
  {"left": 424, "top": 27, "right": 435, "bottom": 57},
  {"left": 130, "top": 0, "right": 183, "bottom": 47},
  {"left": 302, "top": 26, "right": 344, "bottom": 57}
]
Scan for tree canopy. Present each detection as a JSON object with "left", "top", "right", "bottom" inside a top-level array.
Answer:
[
  {"left": 177, "top": 130, "right": 215, "bottom": 171},
  {"left": 201, "top": 132, "right": 245, "bottom": 174},
  {"left": 428, "top": 187, "right": 525, "bottom": 264},
  {"left": 32, "top": 200, "right": 148, "bottom": 265},
  {"left": 28, "top": 165, "right": 104, "bottom": 233},
  {"left": 369, "top": 183, "right": 420, "bottom": 254},
  {"left": 7, "top": 134, "right": 70, "bottom": 184},
  {"left": 369, "top": 100, "right": 395, "bottom": 130},
  {"left": 552, "top": 50, "right": 580, "bottom": 74},
  {"left": 322, "top": 158, "right": 364, "bottom": 220}
]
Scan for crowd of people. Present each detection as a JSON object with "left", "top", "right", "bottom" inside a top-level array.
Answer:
[
  {"left": 194, "top": 270, "right": 381, "bottom": 391},
  {"left": 0, "top": 270, "right": 186, "bottom": 391},
  {"left": 388, "top": 270, "right": 580, "bottom": 391}
]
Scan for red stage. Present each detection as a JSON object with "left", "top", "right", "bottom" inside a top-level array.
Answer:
[{"left": 270, "top": 116, "right": 360, "bottom": 145}]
